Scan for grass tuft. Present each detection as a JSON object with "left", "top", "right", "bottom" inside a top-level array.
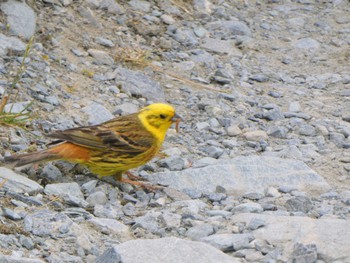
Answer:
[{"left": 0, "top": 36, "right": 34, "bottom": 127}]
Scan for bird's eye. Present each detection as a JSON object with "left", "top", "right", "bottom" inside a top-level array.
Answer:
[{"left": 159, "top": 114, "right": 166, "bottom": 119}]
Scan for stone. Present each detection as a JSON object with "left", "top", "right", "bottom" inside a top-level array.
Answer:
[
  {"left": 231, "top": 213, "right": 350, "bottom": 262},
  {"left": 201, "top": 233, "right": 254, "bottom": 252},
  {"left": 293, "top": 38, "right": 320, "bottom": 49},
  {"left": 87, "top": 49, "right": 114, "bottom": 65},
  {"left": 200, "top": 145, "right": 224, "bottom": 159},
  {"left": 133, "top": 211, "right": 162, "bottom": 234},
  {"left": 285, "top": 196, "right": 313, "bottom": 213},
  {"left": 44, "top": 182, "right": 84, "bottom": 199},
  {"left": 0, "top": 255, "right": 45, "bottom": 263},
  {"left": 243, "top": 131, "right": 268, "bottom": 141},
  {"left": 88, "top": 217, "right": 130, "bottom": 236},
  {"left": 4, "top": 101, "right": 31, "bottom": 114},
  {"left": 128, "top": 0, "right": 151, "bottom": 12},
  {"left": 186, "top": 223, "right": 215, "bottom": 241},
  {"left": 0, "top": 33, "right": 26, "bottom": 56},
  {"left": 291, "top": 243, "right": 317, "bottom": 263},
  {"left": 247, "top": 217, "right": 266, "bottom": 230},
  {"left": 201, "top": 38, "right": 241, "bottom": 55},
  {"left": 0, "top": 167, "right": 43, "bottom": 194},
  {"left": 97, "top": 237, "right": 241, "bottom": 263},
  {"left": 232, "top": 202, "right": 263, "bottom": 213},
  {"left": 24, "top": 210, "right": 73, "bottom": 237},
  {"left": 40, "top": 164, "right": 63, "bottom": 181},
  {"left": 95, "top": 246, "right": 122, "bottom": 263},
  {"left": 99, "top": 0, "right": 124, "bottom": 14},
  {"left": 147, "top": 156, "right": 330, "bottom": 196},
  {"left": 158, "top": 156, "right": 185, "bottom": 171},
  {"left": 1, "top": 0, "right": 36, "bottom": 39},
  {"left": 95, "top": 37, "right": 115, "bottom": 47},
  {"left": 86, "top": 191, "right": 108, "bottom": 206},
  {"left": 207, "top": 20, "right": 252, "bottom": 37},
  {"left": 113, "top": 67, "right": 165, "bottom": 101},
  {"left": 82, "top": 101, "right": 114, "bottom": 125}
]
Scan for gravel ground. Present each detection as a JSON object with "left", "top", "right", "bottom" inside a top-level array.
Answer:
[{"left": 0, "top": 0, "right": 350, "bottom": 262}]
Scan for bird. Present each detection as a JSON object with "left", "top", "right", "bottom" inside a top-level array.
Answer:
[{"left": 5, "top": 103, "right": 181, "bottom": 189}]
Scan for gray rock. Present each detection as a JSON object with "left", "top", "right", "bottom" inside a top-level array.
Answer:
[
  {"left": 99, "top": 0, "right": 124, "bottom": 14},
  {"left": 71, "top": 48, "right": 89, "bottom": 57},
  {"left": 262, "top": 108, "right": 284, "bottom": 121},
  {"left": 206, "top": 210, "right": 232, "bottom": 218},
  {"left": 86, "top": 191, "right": 108, "bottom": 206},
  {"left": 45, "top": 182, "right": 84, "bottom": 199},
  {"left": 128, "top": 0, "right": 151, "bottom": 12},
  {"left": 24, "top": 210, "right": 73, "bottom": 237},
  {"left": 40, "top": 163, "right": 63, "bottom": 181},
  {"left": 133, "top": 211, "right": 163, "bottom": 234},
  {"left": 122, "top": 202, "right": 136, "bottom": 216},
  {"left": 291, "top": 243, "right": 317, "bottom": 263},
  {"left": 186, "top": 223, "right": 215, "bottom": 241},
  {"left": 196, "top": 121, "right": 210, "bottom": 131},
  {"left": 0, "top": 167, "right": 43, "bottom": 194},
  {"left": 1, "top": 0, "right": 36, "bottom": 39},
  {"left": 81, "top": 180, "right": 98, "bottom": 194},
  {"left": 298, "top": 124, "right": 316, "bottom": 136},
  {"left": 97, "top": 237, "right": 240, "bottom": 263},
  {"left": 207, "top": 20, "right": 252, "bottom": 37},
  {"left": 201, "top": 233, "right": 254, "bottom": 252},
  {"left": 88, "top": 49, "right": 114, "bottom": 65},
  {"left": 199, "top": 145, "right": 224, "bottom": 159},
  {"left": 88, "top": 217, "right": 130, "bottom": 236},
  {"left": 231, "top": 213, "right": 350, "bottom": 262},
  {"left": 4, "top": 101, "right": 31, "bottom": 114},
  {"left": 293, "top": 38, "right": 320, "bottom": 49},
  {"left": 82, "top": 101, "right": 114, "bottom": 125},
  {"left": 247, "top": 217, "right": 266, "bottom": 230},
  {"left": 0, "top": 33, "right": 26, "bottom": 56},
  {"left": 158, "top": 156, "right": 185, "bottom": 171},
  {"left": 193, "top": 0, "right": 213, "bottom": 14},
  {"left": 160, "top": 211, "right": 181, "bottom": 229},
  {"left": 95, "top": 246, "right": 122, "bottom": 263},
  {"left": 285, "top": 196, "right": 313, "bottom": 213},
  {"left": 289, "top": 101, "right": 301, "bottom": 112},
  {"left": 232, "top": 202, "right": 263, "bottom": 213},
  {"left": 113, "top": 67, "right": 165, "bottom": 101},
  {"left": 2, "top": 207, "right": 23, "bottom": 220},
  {"left": 0, "top": 255, "right": 45, "bottom": 263},
  {"left": 19, "top": 235, "right": 35, "bottom": 250},
  {"left": 147, "top": 156, "right": 330, "bottom": 196},
  {"left": 95, "top": 37, "right": 115, "bottom": 47},
  {"left": 249, "top": 73, "right": 269, "bottom": 83},
  {"left": 172, "top": 27, "right": 198, "bottom": 47},
  {"left": 268, "top": 126, "right": 288, "bottom": 138},
  {"left": 201, "top": 38, "right": 240, "bottom": 55},
  {"left": 329, "top": 132, "right": 345, "bottom": 148}
]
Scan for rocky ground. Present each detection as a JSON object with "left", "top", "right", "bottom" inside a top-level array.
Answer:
[{"left": 0, "top": 0, "right": 350, "bottom": 262}]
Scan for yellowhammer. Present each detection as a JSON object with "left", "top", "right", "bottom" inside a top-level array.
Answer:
[{"left": 5, "top": 103, "right": 181, "bottom": 188}]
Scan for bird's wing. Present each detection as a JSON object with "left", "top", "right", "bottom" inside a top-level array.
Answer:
[{"left": 48, "top": 114, "right": 154, "bottom": 153}]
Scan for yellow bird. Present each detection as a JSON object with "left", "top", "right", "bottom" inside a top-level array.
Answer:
[{"left": 5, "top": 103, "right": 181, "bottom": 188}]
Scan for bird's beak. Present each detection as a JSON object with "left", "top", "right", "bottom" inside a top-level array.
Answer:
[{"left": 171, "top": 113, "right": 182, "bottom": 133}]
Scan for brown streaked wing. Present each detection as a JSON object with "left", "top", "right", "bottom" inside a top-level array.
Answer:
[{"left": 48, "top": 114, "right": 155, "bottom": 153}]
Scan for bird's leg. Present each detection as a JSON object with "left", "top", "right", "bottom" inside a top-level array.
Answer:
[
  {"left": 0, "top": 179, "right": 8, "bottom": 188},
  {"left": 125, "top": 171, "right": 144, "bottom": 181},
  {"left": 113, "top": 173, "right": 163, "bottom": 191}
]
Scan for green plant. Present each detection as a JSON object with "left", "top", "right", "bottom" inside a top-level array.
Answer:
[{"left": 0, "top": 36, "right": 34, "bottom": 127}]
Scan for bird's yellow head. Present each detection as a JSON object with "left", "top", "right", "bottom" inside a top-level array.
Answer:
[{"left": 138, "top": 103, "right": 181, "bottom": 143}]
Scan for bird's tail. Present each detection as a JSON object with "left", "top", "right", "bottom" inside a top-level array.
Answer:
[{"left": 4, "top": 149, "right": 60, "bottom": 167}]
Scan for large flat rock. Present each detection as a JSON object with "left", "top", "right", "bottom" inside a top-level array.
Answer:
[
  {"left": 96, "top": 237, "right": 240, "bottom": 263},
  {"left": 230, "top": 213, "right": 350, "bottom": 262},
  {"left": 0, "top": 167, "right": 43, "bottom": 194},
  {"left": 147, "top": 156, "right": 330, "bottom": 196}
]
